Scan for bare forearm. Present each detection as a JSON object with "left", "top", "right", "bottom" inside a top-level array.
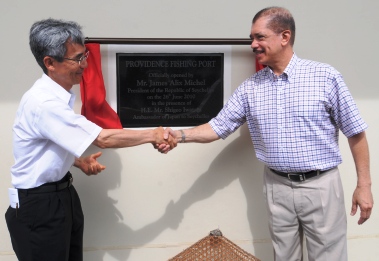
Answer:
[
  {"left": 348, "top": 131, "right": 371, "bottom": 187},
  {"left": 173, "top": 123, "right": 220, "bottom": 143},
  {"left": 93, "top": 128, "right": 162, "bottom": 149},
  {"left": 348, "top": 131, "right": 373, "bottom": 224}
]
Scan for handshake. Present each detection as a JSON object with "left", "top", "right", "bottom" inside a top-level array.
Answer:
[
  {"left": 153, "top": 127, "right": 181, "bottom": 154},
  {"left": 81, "top": 123, "right": 217, "bottom": 174},
  {"left": 152, "top": 123, "right": 218, "bottom": 153}
]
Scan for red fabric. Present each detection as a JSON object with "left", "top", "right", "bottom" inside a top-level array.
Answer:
[
  {"left": 80, "top": 43, "right": 122, "bottom": 129},
  {"left": 255, "top": 57, "right": 266, "bottom": 72}
]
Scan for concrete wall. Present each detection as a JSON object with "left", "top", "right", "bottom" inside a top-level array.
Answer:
[{"left": 1, "top": 1, "right": 378, "bottom": 260}]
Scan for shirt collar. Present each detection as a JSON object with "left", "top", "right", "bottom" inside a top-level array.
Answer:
[
  {"left": 41, "top": 74, "right": 76, "bottom": 108},
  {"left": 283, "top": 53, "right": 298, "bottom": 81},
  {"left": 265, "top": 53, "right": 298, "bottom": 82}
]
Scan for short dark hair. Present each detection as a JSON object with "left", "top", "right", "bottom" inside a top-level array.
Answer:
[
  {"left": 29, "top": 18, "right": 85, "bottom": 73},
  {"left": 253, "top": 7, "right": 296, "bottom": 46}
]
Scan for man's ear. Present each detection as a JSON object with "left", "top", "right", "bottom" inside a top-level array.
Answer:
[
  {"left": 281, "top": 30, "right": 291, "bottom": 46},
  {"left": 43, "top": 56, "right": 56, "bottom": 72}
]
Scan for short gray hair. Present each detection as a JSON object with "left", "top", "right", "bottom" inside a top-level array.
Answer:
[{"left": 29, "top": 18, "right": 85, "bottom": 73}]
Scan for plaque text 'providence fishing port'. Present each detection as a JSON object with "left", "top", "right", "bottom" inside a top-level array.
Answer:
[{"left": 117, "top": 53, "right": 224, "bottom": 127}]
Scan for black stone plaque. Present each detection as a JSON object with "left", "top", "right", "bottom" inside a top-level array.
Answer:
[{"left": 117, "top": 53, "right": 223, "bottom": 127}]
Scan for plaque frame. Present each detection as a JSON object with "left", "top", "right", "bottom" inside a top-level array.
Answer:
[{"left": 116, "top": 52, "right": 224, "bottom": 128}]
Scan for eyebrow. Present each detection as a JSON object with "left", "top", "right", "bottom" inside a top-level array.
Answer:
[
  {"left": 73, "top": 49, "right": 87, "bottom": 59},
  {"left": 250, "top": 32, "right": 266, "bottom": 38}
]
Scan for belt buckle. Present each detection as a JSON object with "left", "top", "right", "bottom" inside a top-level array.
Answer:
[
  {"left": 68, "top": 175, "right": 73, "bottom": 187},
  {"left": 288, "top": 173, "right": 305, "bottom": 181}
]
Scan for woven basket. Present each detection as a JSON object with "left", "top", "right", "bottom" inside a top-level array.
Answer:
[{"left": 169, "top": 229, "right": 260, "bottom": 261}]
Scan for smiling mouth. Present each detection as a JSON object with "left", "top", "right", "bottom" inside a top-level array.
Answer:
[{"left": 253, "top": 49, "right": 264, "bottom": 55}]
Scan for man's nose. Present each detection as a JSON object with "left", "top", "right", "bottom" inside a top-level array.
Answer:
[{"left": 251, "top": 39, "right": 259, "bottom": 49}]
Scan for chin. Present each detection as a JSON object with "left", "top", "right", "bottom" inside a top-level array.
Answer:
[
  {"left": 74, "top": 76, "right": 82, "bottom": 84},
  {"left": 257, "top": 58, "right": 266, "bottom": 65}
]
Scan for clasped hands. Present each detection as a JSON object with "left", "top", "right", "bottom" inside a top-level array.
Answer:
[{"left": 153, "top": 127, "right": 178, "bottom": 154}]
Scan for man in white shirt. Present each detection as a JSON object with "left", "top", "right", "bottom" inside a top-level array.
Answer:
[{"left": 5, "top": 18, "right": 175, "bottom": 261}]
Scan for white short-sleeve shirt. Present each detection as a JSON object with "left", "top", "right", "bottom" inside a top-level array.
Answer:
[{"left": 11, "top": 74, "right": 102, "bottom": 188}]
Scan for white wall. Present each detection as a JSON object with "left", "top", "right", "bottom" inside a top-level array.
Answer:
[{"left": 1, "top": 1, "right": 378, "bottom": 260}]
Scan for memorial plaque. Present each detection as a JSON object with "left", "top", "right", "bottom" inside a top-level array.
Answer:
[{"left": 117, "top": 53, "right": 224, "bottom": 127}]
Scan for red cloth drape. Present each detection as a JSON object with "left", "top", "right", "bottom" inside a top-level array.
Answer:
[
  {"left": 80, "top": 43, "right": 122, "bottom": 129},
  {"left": 255, "top": 57, "right": 266, "bottom": 72}
]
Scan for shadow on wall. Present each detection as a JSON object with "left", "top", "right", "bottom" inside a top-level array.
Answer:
[
  {"left": 73, "top": 124, "right": 268, "bottom": 260},
  {"left": 168, "top": 124, "right": 268, "bottom": 258}
]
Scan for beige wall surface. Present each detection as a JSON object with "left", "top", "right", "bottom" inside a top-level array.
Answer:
[{"left": 1, "top": 1, "right": 378, "bottom": 260}]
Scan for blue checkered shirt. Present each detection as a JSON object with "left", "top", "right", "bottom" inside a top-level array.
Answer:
[{"left": 209, "top": 54, "right": 367, "bottom": 172}]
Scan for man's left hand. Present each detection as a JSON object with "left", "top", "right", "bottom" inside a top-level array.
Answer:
[
  {"left": 351, "top": 185, "right": 374, "bottom": 225},
  {"left": 75, "top": 151, "right": 106, "bottom": 176}
]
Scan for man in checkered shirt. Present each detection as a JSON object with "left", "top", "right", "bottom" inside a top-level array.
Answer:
[{"left": 162, "top": 6, "right": 373, "bottom": 261}]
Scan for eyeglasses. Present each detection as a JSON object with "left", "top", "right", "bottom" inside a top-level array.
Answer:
[{"left": 63, "top": 50, "right": 89, "bottom": 65}]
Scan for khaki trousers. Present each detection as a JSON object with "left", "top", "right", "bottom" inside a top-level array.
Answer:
[{"left": 263, "top": 166, "right": 347, "bottom": 261}]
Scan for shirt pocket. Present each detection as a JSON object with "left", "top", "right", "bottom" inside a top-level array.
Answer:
[{"left": 291, "top": 98, "right": 329, "bottom": 127}]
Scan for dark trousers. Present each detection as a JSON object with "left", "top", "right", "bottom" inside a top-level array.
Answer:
[{"left": 5, "top": 180, "right": 84, "bottom": 261}]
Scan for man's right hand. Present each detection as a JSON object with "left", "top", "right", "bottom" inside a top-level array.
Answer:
[{"left": 153, "top": 127, "right": 178, "bottom": 154}]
